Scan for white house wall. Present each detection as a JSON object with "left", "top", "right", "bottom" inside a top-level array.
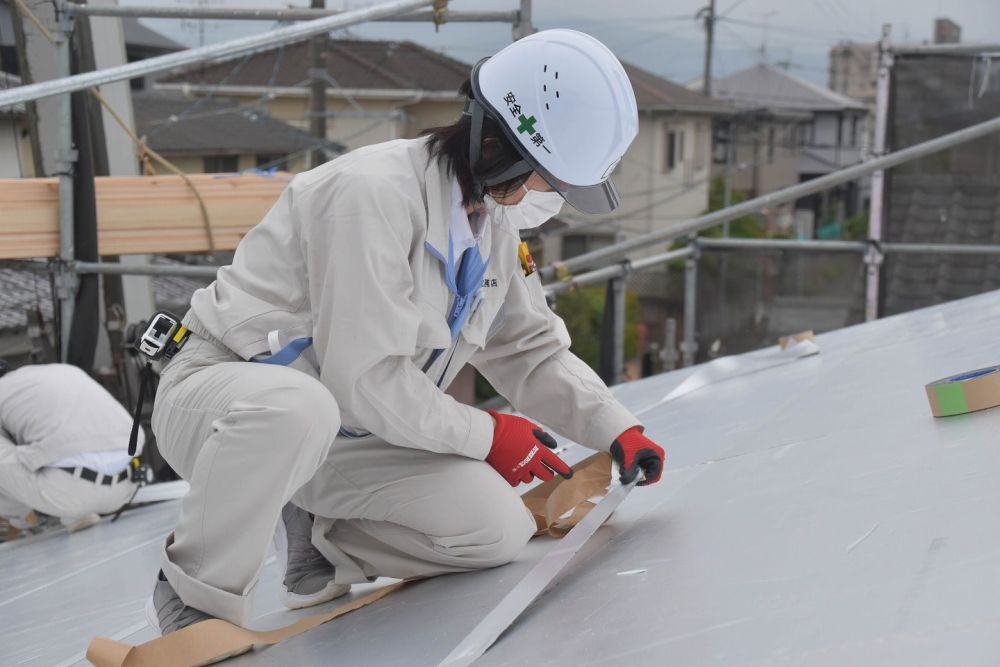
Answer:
[
  {"left": 548, "top": 113, "right": 713, "bottom": 261},
  {"left": 801, "top": 111, "right": 864, "bottom": 175}
]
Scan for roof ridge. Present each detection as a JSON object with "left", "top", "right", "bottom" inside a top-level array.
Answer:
[
  {"left": 754, "top": 63, "right": 865, "bottom": 109},
  {"left": 325, "top": 39, "right": 412, "bottom": 89},
  {"left": 400, "top": 40, "right": 472, "bottom": 78},
  {"left": 622, "top": 60, "right": 729, "bottom": 111}
]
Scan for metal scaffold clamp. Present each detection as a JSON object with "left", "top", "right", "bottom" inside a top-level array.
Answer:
[
  {"left": 618, "top": 257, "right": 634, "bottom": 280},
  {"left": 432, "top": 0, "right": 448, "bottom": 31},
  {"left": 52, "top": 260, "right": 79, "bottom": 299},
  {"left": 865, "top": 238, "right": 885, "bottom": 268},
  {"left": 551, "top": 260, "right": 576, "bottom": 292}
]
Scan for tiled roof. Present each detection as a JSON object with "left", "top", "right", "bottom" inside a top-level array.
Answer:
[
  {"left": 623, "top": 63, "right": 732, "bottom": 114},
  {"left": 160, "top": 38, "right": 724, "bottom": 117},
  {"left": 160, "top": 38, "right": 471, "bottom": 93},
  {"left": 134, "top": 92, "right": 333, "bottom": 155},
  {"left": 709, "top": 63, "right": 867, "bottom": 112}
]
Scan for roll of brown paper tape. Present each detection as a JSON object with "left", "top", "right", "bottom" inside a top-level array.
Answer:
[{"left": 925, "top": 366, "right": 1000, "bottom": 417}]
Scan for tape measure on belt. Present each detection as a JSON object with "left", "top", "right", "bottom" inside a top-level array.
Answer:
[{"left": 925, "top": 366, "right": 1000, "bottom": 417}]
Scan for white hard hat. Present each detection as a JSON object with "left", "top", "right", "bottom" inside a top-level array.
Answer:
[{"left": 467, "top": 29, "right": 639, "bottom": 214}]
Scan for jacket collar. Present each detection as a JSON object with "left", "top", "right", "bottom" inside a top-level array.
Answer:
[{"left": 423, "top": 152, "right": 495, "bottom": 266}]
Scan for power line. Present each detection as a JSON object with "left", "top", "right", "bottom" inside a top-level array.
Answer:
[
  {"left": 719, "top": 0, "right": 750, "bottom": 18},
  {"left": 719, "top": 16, "right": 874, "bottom": 41}
]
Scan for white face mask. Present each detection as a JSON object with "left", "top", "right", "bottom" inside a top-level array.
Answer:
[{"left": 484, "top": 183, "right": 565, "bottom": 231}]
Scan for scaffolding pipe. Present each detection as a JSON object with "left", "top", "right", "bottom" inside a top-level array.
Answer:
[
  {"left": 884, "top": 242, "right": 1000, "bottom": 255},
  {"left": 681, "top": 245, "right": 699, "bottom": 368},
  {"left": 75, "top": 262, "right": 221, "bottom": 278},
  {"left": 0, "top": 0, "right": 434, "bottom": 109},
  {"left": 698, "top": 238, "right": 867, "bottom": 252},
  {"left": 892, "top": 42, "right": 1000, "bottom": 55},
  {"left": 866, "top": 24, "right": 892, "bottom": 322},
  {"left": 544, "top": 248, "right": 693, "bottom": 296},
  {"left": 68, "top": 239, "right": 1000, "bottom": 282},
  {"left": 66, "top": 4, "right": 518, "bottom": 23},
  {"left": 611, "top": 275, "right": 626, "bottom": 385},
  {"left": 537, "top": 113, "right": 1000, "bottom": 281},
  {"left": 55, "top": 9, "right": 75, "bottom": 361},
  {"left": 512, "top": 0, "right": 533, "bottom": 40}
]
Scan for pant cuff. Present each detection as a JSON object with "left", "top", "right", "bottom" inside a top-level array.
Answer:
[
  {"left": 160, "top": 534, "right": 254, "bottom": 626},
  {"left": 311, "top": 517, "right": 374, "bottom": 585}
]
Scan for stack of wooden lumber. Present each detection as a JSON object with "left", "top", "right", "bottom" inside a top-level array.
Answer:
[{"left": 0, "top": 173, "right": 291, "bottom": 259}]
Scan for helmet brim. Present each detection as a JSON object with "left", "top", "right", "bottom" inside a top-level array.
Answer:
[{"left": 537, "top": 170, "right": 622, "bottom": 215}]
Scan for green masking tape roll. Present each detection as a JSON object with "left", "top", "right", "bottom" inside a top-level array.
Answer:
[{"left": 925, "top": 366, "right": 1000, "bottom": 417}]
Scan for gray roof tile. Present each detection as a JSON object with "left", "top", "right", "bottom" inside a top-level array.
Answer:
[
  {"left": 134, "top": 92, "right": 332, "bottom": 155},
  {"left": 710, "top": 63, "right": 867, "bottom": 112}
]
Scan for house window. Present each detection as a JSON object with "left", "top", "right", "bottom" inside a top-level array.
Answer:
[
  {"left": 256, "top": 154, "right": 288, "bottom": 171},
  {"left": 850, "top": 116, "right": 860, "bottom": 147},
  {"left": 203, "top": 155, "right": 239, "bottom": 173},
  {"left": 712, "top": 123, "right": 731, "bottom": 164},
  {"left": 663, "top": 127, "right": 685, "bottom": 173},
  {"left": 804, "top": 121, "right": 816, "bottom": 146},
  {"left": 767, "top": 127, "right": 776, "bottom": 163}
]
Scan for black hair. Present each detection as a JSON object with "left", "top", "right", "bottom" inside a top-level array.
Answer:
[{"left": 422, "top": 78, "right": 531, "bottom": 207}]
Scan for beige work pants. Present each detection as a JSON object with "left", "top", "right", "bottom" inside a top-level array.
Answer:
[
  {"left": 0, "top": 435, "right": 136, "bottom": 525},
  {"left": 151, "top": 335, "right": 534, "bottom": 625}
]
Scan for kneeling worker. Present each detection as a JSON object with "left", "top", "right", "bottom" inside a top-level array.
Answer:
[
  {"left": 0, "top": 360, "right": 141, "bottom": 533},
  {"left": 148, "top": 29, "right": 667, "bottom": 635}
]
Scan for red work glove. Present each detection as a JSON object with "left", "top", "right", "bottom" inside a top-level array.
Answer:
[
  {"left": 610, "top": 427, "right": 665, "bottom": 486},
  {"left": 485, "top": 410, "right": 573, "bottom": 487}
]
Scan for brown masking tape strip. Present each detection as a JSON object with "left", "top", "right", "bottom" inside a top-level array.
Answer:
[
  {"left": 778, "top": 330, "right": 815, "bottom": 350},
  {"left": 521, "top": 452, "right": 612, "bottom": 537},
  {"left": 87, "top": 452, "right": 614, "bottom": 667},
  {"left": 87, "top": 582, "right": 405, "bottom": 667}
]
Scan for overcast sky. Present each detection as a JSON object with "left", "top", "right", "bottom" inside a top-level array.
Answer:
[{"left": 131, "top": 0, "right": 1000, "bottom": 86}]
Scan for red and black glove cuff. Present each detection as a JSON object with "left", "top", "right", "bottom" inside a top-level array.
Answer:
[{"left": 610, "top": 426, "right": 665, "bottom": 486}]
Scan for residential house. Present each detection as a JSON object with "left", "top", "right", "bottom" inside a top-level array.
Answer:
[
  {"left": 154, "top": 38, "right": 470, "bottom": 155},
  {"left": 544, "top": 63, "right": 732, "bottom": 264},
  {"left": 119, "top": 17, "right": 186, "bottom": 90},
  {"left": 133, "top": 92, "right": 333, "bottom": 174},
  {"left": 709, "top": 63, "right": 869, "bottom": 236}
]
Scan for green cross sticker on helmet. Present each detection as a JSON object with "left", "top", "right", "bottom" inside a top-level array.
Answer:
[
  {"left": 468, "top": 29, "right": 639, "bottom": 214},
  {"left": 516, "top": 114, "right": 537, "bottom": 135}
]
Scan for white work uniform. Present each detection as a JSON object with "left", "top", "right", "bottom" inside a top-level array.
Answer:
[
  {"left": 0, "top": 364, "right": 139, "bottom": 524},
  {"left": 152, "top": 137, "right": 640, "bottom": 624}
]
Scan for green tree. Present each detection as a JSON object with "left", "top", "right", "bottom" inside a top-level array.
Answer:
[
  {"left": 698, "top": 177, "right": 767, "bottom": 239},
  {"left": 554, "top": 286, "right": 639, "bottom": 371}
]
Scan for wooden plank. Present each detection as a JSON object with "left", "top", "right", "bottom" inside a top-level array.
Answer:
[{"left": 0, "top": 173, "right": 290, "bottom": 259}]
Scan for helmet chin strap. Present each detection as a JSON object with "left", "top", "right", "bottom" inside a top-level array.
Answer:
[{"left": 464, "top": 98, "right": 534, "bottom": 200}]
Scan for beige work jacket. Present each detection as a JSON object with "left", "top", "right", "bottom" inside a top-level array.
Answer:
[{"left": 185, "top": 138, "right": 639, "bottom": 460}]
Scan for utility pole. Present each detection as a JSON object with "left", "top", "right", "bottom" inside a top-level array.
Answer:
[
  {"left": 308, "top": 0, "right": 327, "bottom": 169},
  {"left": 699, "top": 0, "right": 715, "bottom": 96}
]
